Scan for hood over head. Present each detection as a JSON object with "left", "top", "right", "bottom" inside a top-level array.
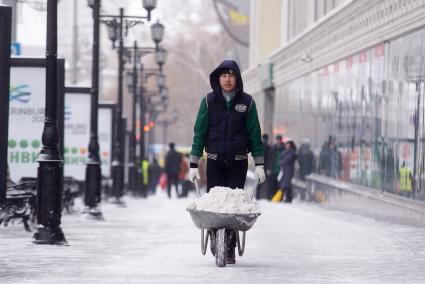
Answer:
[{"left": 210, "top": 60, "right": 243, "bottom": 94}]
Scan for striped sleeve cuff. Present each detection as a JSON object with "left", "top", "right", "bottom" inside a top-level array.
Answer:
[
  {"left": 253, "top": 156, "right": 264, "bottom": 166},
  {"left": 190, "top": 155, "right": 200, "bottom": 168}
]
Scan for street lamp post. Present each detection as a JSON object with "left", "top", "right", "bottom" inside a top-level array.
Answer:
[
  {"left": 155, "top": 45, "right": 167, "bottom": 72},
  {"left": 100, "top": 3, "right": 156, "bottom": 203},
  {"left": 139, "top": 86, "right": 147, "bottom": 158},
  {"left": 138, "top": 67, "right": 164, "bottom": 155},
  {"left": 126, "top": 47, "right": 165, "bottom": 196},
  {"left": 127, "top": 41, "right": 140, "bottom": 195},
  {"left": 33, "top": 0, "right": 66, "bottom": 244},
  {"left": 0, "top": 6, "right": 12, "bottom": 204},
  {"left": 157, "top": 109, "right": 178, "bottom": 151},
  {"left": 85, "top": 0, "right": 103, "bottom": 219},
  {"left": 127, "top": 45, "right": 159, "bottom": 196},
  {"left": 112, "top": 7, "right": 125, "bottom": 203}
]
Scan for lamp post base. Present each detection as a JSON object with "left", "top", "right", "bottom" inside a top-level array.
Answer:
[
  {"left": 33, "top": 226, "right": 67, "bottom": 245},
  {"left": 85, "top": 162, "right": 102, "bottom": 205},
  {"left": 128, "top": 164, "right": 137, "bottom": 195},
  {"left": 112, "top": 163, "right": 124, "bottom": 195}
]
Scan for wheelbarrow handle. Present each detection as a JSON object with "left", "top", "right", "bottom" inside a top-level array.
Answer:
[{"left": 194, "top": 177, "right": 201, "bottom": 198}]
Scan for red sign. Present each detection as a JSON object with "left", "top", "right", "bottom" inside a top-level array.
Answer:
[
  {"left": 403, "top": 144, "right": 410, "bottom": 159},
  {"left": 333, "top": 62, "right": 339, "bottom": 73},
  {"left": 359, "top": 51, "right": 367, "bottom": 63},
  {"left": 346, "top": 56, "right": 353, "bottom": 68},
  {"left": 374, "top": 43, "right": 385, "bottom": 57}
]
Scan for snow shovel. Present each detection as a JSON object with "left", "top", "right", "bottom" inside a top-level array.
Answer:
[{"left": 187, "top": 178, "right": 261, "bottom": 267}]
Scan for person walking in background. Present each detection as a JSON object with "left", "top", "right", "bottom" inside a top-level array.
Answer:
[
  {"left": 269, "top": 135, "right": 285, "bottom": 199},
  {"left": 165, "top": 142, "right": 182, "bottom": 198},
  {"left": 142, "top": 159, "right": 150, "bottom": 197},
  {"left": 399, "top": 161, "right": 413, "bottom": 198},
  {"left": 381, "top": 147, "right": 396, "bottom": 193},
  {"left": 279, "top": 140, "right": 297, "bottom": 203},
  {"left": 319, "top": 136, "right": 342, "bottom": 179},
  {"left": 297, "top": 139, "right": 315, "bottom": 181},
  {"left": 179, "top": 154, "right": 191, "bottom": 197},
  {"left": 319, "top": 140, "right": 330, "bottom": 175},
  {"left": 148, "top": 158, "right": 162, "bottom": 195},
  {"left": 256, "top": 134, "right": 272, "bottom": 199},
  {"left": 327, "top": 138, "right": 342, "bottom": 179}
]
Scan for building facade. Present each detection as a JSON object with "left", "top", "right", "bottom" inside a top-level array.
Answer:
[{"left": 245, "top": 0, "right": 425, "bottom": 201}]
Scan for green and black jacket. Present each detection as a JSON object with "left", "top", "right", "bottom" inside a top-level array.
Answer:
[{"left": 190, "top": 60, "right": 264, "bottom": 167}]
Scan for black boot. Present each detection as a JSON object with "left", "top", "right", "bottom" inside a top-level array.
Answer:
[
  {"left": 226, "top": 230, "right": 236, "bottom": 264},
  {"left": 227, "top": 247, "right": 236, "bottom": 264},
  {"left": 284, "top": 187, "right": 292, "bottom": 203}
]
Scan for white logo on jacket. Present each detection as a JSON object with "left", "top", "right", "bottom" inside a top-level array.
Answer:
[{"left": 235, "top": 104, "right": 247, "bottom": 112}]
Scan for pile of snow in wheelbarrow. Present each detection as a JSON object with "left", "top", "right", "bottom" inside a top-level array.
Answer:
[{"left": 187, "top": 187, "right": 261, "bottom": 214}]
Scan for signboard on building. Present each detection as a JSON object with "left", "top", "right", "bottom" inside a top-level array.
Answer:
[
  {"left": 258, "top": 62, "right": 273, "bottom": 90},
  {"left": 99, "top": 103, "right": 114, "bottom": 177},
  {"left": 64, "top": 88, "right": 91, "bottom": 180},
  {"left": 8, "top": 58, "right": 65, "bottom": 183}
]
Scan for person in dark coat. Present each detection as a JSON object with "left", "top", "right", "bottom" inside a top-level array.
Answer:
[
  {"left": 268, "top": 135, "right": 285, "bottom": 199},
  {"left": 148, "top": 158, "right": 162, "bottom": 194},
  {"left": 327, "top": 139, "right": 342, "bottom": 178},
  {"left": 165, "top": 142, "right": 182, "bottom": 198},
  {"left": 297, "top": 140, "right": 315, "bottom": 181},
  {"left": 381, "top": 147, "right": 395, "bottom": 193},
  {"left": 319, "top": 141, "right": 330, "bottom": 175},
  {"left": 279, "top": 140, "right": 297, "bottom": 203}
]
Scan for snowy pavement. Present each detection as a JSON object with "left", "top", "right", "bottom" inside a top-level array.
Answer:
[{"left": 1, "top": 189, "right": 425, "bottom": 284}]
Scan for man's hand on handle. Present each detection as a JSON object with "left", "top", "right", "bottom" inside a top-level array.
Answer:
[
  {"left": 255, "top": 165, "right": 266, "bottom": 184},
  {"left": 189, "top": 168, "right": 200, "bottom": 183}
]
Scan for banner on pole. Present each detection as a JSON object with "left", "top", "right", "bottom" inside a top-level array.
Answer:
[
  {"left": 8, "top": 58, "right": 65, "bottom": 183},
  {"left": 64, "top": 89, "right": 91, "bottom": 180},
  {"left": 99, "top": 104, "right": 114, "bottom": 177}
]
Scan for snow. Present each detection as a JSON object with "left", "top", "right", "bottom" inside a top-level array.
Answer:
[
  {"left": 187, "top": 186, "right": 260, "bottom": 214},
  {"left": 1, "top": 188, "right": 425, "bottom": 284}
]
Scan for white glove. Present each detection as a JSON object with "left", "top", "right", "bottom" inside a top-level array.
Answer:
[
  {"left": 188, "top": 168, "right": 200, "bottom": 183},
  {"left": 255, "top": 166, "right": 266, "bottom": 184}
]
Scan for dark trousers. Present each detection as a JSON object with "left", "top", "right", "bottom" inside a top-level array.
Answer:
[
  {"left": 268, "top": 173, "right": 278, "bottom": 199},
  {"left": 284, "top": 186, "right": 292, "bottom": 202},
  {"left": 206, "top": 159, "right": 248, "bottom": 192},
  {"left": 166, "top": 173, "right": 179, "bottom": 198}
]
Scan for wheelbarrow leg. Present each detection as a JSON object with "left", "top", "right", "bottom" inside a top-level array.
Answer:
[
  {"left": 209, "top": 229, "right": 216, "bottom": 256},
  {"left": 201, "top": 229, "right": 210, "bottom": 255},
  {"left": 236, "top": 231, "right": 246, "bottom": 256}
]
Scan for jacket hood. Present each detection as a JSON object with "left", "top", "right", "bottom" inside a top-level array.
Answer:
[{"left": 209, "top": 60, "right": 243, "bottom": 94}]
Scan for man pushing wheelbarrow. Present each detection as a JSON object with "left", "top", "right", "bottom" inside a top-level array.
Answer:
[{"left": 188, "top": 59, "right": 265, "bottom": 265}]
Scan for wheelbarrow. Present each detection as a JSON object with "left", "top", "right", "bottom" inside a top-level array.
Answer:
[{"left": 187, "top": 179, "right": 261, "bottom": 267}]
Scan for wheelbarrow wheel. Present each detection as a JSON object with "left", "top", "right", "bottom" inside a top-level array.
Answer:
[{"left": 215, "top": 228, "right": 227, "bottom": 267}]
